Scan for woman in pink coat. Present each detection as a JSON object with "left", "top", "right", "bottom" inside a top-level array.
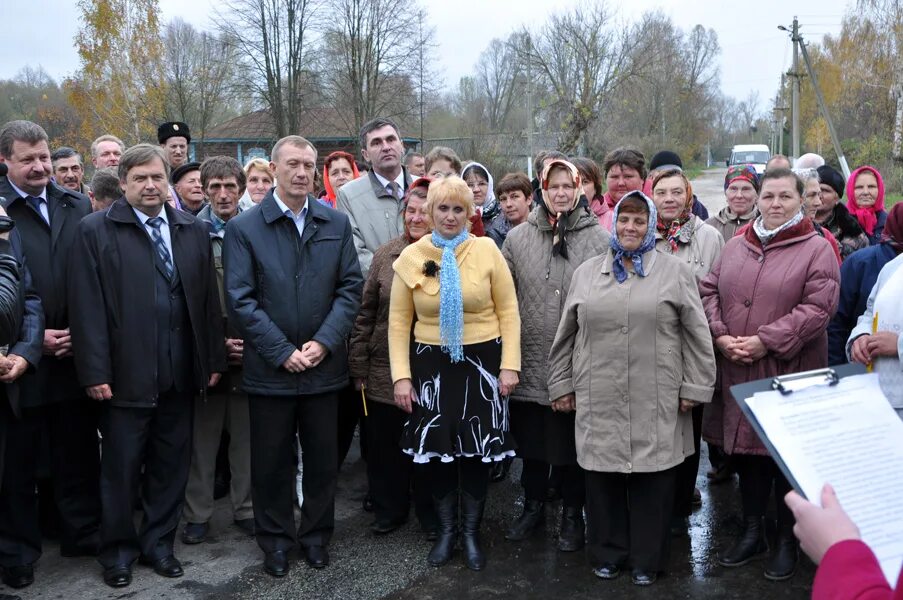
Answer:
[{"left": 699, "top": 168, "right": 840, "bottom": 582}]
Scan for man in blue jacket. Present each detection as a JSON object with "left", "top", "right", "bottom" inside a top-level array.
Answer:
[{"left": 224, "top": 135, "right": 363, "bottom": 579}]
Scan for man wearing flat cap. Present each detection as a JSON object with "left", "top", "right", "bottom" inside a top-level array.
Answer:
[{"left": 171, "top": 162, "right": 206, "bottom": 216}]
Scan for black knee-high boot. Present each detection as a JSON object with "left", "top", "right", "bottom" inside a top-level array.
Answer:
[
  {"left": 427, "top": 492, "right": 457, "bottom": 567},
  {"left": 460, "top": 491, "right": 486, "bottom": 571}
]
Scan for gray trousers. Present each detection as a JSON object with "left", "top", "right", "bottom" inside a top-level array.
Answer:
[{"left": 183, "top": 383, "right": 253, "bottom": 523}]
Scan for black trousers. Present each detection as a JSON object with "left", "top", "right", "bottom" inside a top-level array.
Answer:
[
  {"left": 337, "top": 384, "right": 366, "bottom": 468},
  {"left": 585, "top": 466, "right": 678, "bottom": 572},
  {"left": 522, "top": 459, "right": 585, "bottom": 508},
  {"left": 364, "top": 401, "right": 434, "bottom": 526},
  {"left": 428, "top": 457, "right": 490, "bottom": 500},
  {"left": 735, "top": 454, "right": 794, "bottom": 527},
  {"left": 673, "top": 404, "right": 703, "bottom": 518},
  {"left": 98, "top": 390, "right": 193, "bottom": 569},
  {"left": 249, "top": 392, "right": 337, "bottom": 553},
  {"left": 0, "top": 400, "right": 40, "bottom": 567},
  {"left": 45, "top": 397, "right": 102, "bottom": 550}
]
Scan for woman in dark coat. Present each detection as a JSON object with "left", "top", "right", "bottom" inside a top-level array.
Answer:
[{"left": 699, "top": 168, "right": 840, "bottom": 581}]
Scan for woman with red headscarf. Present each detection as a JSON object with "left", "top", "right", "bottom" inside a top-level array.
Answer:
[
  {"left": 320, "top": 151, "right": 360, "bottom": 208},
  {"left": 846, "top": 166, "right": 888, "bottom": 245}
]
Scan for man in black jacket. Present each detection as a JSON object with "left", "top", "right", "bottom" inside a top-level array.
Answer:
[
  {"left": 0, "top": 120, "right": 96, "bottom": 580},
  {"left": 68, "top": 144, "right": 226, "bottom": 588},
  {"left": 0, "top": 197, "right": 44, "bottom": 591},
  {"left": 224, "top": 135, "right": 362, "bottom": 578}
]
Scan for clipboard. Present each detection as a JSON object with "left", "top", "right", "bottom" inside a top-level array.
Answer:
[{"left": 730, "top": 363, "right": 867, "bottom": 498}]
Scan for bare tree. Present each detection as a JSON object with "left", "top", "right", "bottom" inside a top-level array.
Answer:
[
  {"left": 163, "top": 19, "right": 241, "bottom": 153},
  {"left": 857, "top": 0, "right": 903, "bottom": 159},
  {"left": 320, "top": 0, "right": 435, "bottom": 138},
  {"left": 521, "top": 1, "right": 644, "bottom": 153},
  {"left": 474, "top": 37, "right": 523, "bottom": 132},
  {"left": 218, "top": 0, "right": 319, "bottom": 137}
]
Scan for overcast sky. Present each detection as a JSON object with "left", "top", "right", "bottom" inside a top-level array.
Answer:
[{"left": 5, "top": 0, "right": 850, "bottom": 112}]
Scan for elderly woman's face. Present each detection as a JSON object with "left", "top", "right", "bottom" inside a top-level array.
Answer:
[
  {"left": 854, "top": 171, "right": 879, "bottom": 208},
  {"left": 432, "top": 196, "right": 468, "bottom": 239},
  {"left": 605, "top": 164, "right": 644, "bottom": 204},
  {"left": 464, "top": 171, "right": 489, "bottom": 207},
  {"left": 803, "top": 179, "right": 823, "bottom": 220},
  {"left": 327, "top": 157, "right": 354, "bottom": 191},
  {"left": 404, "top": 190, "right": 429, "bottom": 241},
  {"left": 652, "top": 175, "right": 687, "bottom": 222},
  {"left": 758, "top": 176, "right": 803, "bottom": 230},
  {"left": 247, "top": 168, "right": 274, "bottom": 203},
  {"left": 615, "top": 209, "right": 649, "bottom": 251},
  {"left": 725, "top": 179, "right": 758, "bottom": 216},
  {"left": 817, "top": 184, "right": 839, "bottom": 218},
  {"left": 547, "top": 168, "right": 577, "bottom": 213}
]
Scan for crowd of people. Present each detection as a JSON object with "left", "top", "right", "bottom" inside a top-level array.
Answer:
[{"left": 0, "top": 113, "right": 900, "bottom": 598}]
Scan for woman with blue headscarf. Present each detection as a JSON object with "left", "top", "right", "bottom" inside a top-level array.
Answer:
[
  {"left": 388, "top": 176, "right": 521, "bottom": 572},
  {"left": 547, "top": 191, "right": 715, "bottom": 587}
]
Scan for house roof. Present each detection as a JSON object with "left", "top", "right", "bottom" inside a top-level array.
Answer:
[{"left": 203, "top": 108, "right": 419, "bottom": 143}]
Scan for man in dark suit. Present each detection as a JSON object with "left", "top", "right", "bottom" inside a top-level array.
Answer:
[
  {"left": 0, "top": 192, "right": 44, "bottom": 591},
  {"left": 224, "top": 135, "right": 362, "bottom": 578},
  {"left": 0, "top": 120, "right": 96, "bottom": 582},
  {"left": 68, "top": 143, "right": 226, "bottom": 588}
]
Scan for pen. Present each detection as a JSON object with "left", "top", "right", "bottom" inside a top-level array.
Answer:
[
  {"left": 867, "top": 312, "right": 879, "bottom": 373},
  {"left": 361, "top": 384, "right": 369, "bottom": 417}
]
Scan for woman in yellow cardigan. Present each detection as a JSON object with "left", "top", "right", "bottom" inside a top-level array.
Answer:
[{"left": 389, "top": 176, "right": 521, "bottom": 571}]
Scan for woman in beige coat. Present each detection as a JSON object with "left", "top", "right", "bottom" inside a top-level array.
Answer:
[{"left": 548, "top": 191, "right": 716, "bottom": 586}]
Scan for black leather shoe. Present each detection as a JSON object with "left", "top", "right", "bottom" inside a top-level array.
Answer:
[
  {"left": 428, "top": 492, "right": 457, "bottom": 567},
  {"left": 505, "top": 500, "right": 544, "bottom": 541},
  {"left": 303, "top": 545, "right": 329, "bottom": 569},
  {"left": 263, "top": 551, "right": 289, "bottom": 578},
  {"left": 234, "top": 518, "right": 255, "bottom": 536},
  {"left": 557, "top": 506, "right": 585, "bottom": 552},
  {"left": 362, "top": 493, "right": 374, "bottom": 513},
  {"left": 631, "top": 569, "right": 658, "bottom": 586},
  {"left": 140, "top": 554, "right": 184, "bottom": 578},
  {"left": 692, "top": 487, "right": 703, "bottom": 507},
  {"left": 764, "top": 531, "right": 799, "bottom": 581},
  {"left": 181, "top": 522, "right": 209, "bottom": 545},
  {"left": 102, "top": 564, "right": 132, "bottom": 588},
  {"left": 370, "top": 516, "right": 406, "bottom": 535},
  {"left": 592, "top": 563, "right": 620, "bottom": 580},
  {"left": 0, "top": 565, "right": 33, "bottom": 589},
  {"left": 717, "top": 516, "right": 768, "bottom": 567}
]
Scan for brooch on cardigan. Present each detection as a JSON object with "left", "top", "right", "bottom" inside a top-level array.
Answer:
[{"left": 423, "top": 260, "right": 440, "bottom": 277}]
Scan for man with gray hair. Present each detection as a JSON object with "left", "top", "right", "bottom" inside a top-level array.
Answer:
[
  {"left": 51, "top": 146, "right": 88, "bottom": 194},
  {"left": 0, "top": 119, "right": 95, "bottom": 588},
  {"left": 795, "top": 152, "right": 826, "bottom": 169},
  {"left": 224, "top": 135, "right": 362, "bottom": 578},
  {"left": 68, "top": 143, "right": 225, "bottom": 588},
  {"left": 88, "top": 167, "right": 120, "bottom": 212},
  {"left": 90, "top": 135, "right": 124, "bottom": 169}
]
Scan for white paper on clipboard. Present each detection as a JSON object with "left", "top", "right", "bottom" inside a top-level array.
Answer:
[{"left": 745, "top": 373, "right": 903, "bottom": 585}]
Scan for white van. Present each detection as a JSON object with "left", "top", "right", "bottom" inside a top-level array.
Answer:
[{"left": 728, "top": 144, "right": 771, "bottom": 175}]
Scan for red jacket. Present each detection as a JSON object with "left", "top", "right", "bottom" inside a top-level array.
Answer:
[
  {"left": 699, "top": 218, "right": 840, "bottom": 455},
  {"left": 814, "top": 540, "right": 902, "bottom": 600}
]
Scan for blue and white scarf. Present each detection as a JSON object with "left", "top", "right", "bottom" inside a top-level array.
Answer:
[
  {"left": 610, "top": 191, "right": 659, "bottom": 284},
  {"left": 431, "top": 229, "right": 469, "bottom": 362}
]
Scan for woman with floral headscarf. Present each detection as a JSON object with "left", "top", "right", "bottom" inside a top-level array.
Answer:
[
  {"left": 547, "top": 191, "right": 715, "bottom": 586},
  {"left": 847, "top": 166, "right": 888, "bottom": 245},
  {"left": 388, "top": 176, "right": 520, "bottom": 572},
  {"left": 501, "top": 160, "right": 609, "bottom": 552}
]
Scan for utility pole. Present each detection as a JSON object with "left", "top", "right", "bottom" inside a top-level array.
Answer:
[
  {"left": 778, "top": 73, "right": 785, "bottom": 156},
  {"left": 791, "top": 17, "right": 801, "bottom": 161},
  {"left": 525, "top": 33, "right": 535, "bottom": 178}
]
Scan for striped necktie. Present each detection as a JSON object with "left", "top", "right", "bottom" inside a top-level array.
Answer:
[{"left": 146, "top": 217, "right": 174, "bottom": 279}]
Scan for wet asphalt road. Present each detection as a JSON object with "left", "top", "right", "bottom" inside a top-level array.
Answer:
[{"left": 11, "top": 169, "right": 810, "bottom": 600}]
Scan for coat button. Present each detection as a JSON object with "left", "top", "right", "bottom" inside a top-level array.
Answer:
[
  {"left": 744, "top": 299, "right": 751, "bottom": 307},
  {"left": 555, "top": 289, "right": 560, "bottom": 296},
  {"left": 626, "top": 462, "right": 632, "bottom": 470},
  {"left": 620, "top": 326, "right": 628, "bottom": 334}
]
